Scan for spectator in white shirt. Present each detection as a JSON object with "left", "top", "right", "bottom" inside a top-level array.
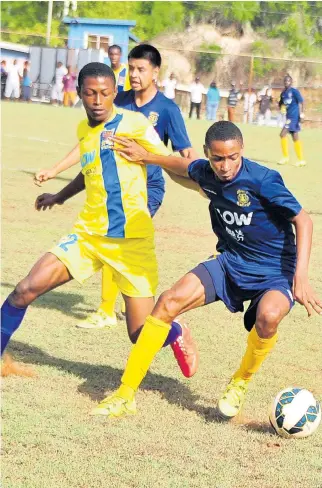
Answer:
[
  {"left": 162, "top": 72, "right": 177, "bottom": 100},
  {"left": 51, "top": 61, "right": 68, "bottom": 105},
  {"left": 4, "top": 59, "right": 22, "bottom": 100},
  {"left": 243, "top": 88, "right": 257, "bottom": 124},
  {"left": 189, "top": 76, "right": 205, "bottom": 119}
]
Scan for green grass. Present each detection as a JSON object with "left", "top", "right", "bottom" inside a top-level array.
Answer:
[{"left": 1, "top": 102, "right": 322, "bottom": 488}]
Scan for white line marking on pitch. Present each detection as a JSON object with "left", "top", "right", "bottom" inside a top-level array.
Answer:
[{"left": 3, "top": 134, "right": 71, "bottom": 146}]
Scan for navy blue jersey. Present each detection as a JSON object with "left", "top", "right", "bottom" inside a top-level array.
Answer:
[
  {"left": 279, "top": 87, "right": 303, "bottom": 120},
  {"left": 116, "top": 90, "right": 192, "bottom": 205},
  {"left": 188, "top": 158, "right": 302, "bottom": 286}
]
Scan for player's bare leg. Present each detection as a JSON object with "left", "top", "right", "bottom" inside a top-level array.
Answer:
[
  {"left": 1, "top": 253, "right": 72, "bottom": 358},
  {"left": 217, "top": 290, "right": 291, "bottom": 419},
  {"left": 92, "top": 273, "right": 204, "bottom": 417}
]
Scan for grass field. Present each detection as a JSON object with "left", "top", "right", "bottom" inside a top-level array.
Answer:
[{"left": 1, "top": 102, "right": 322, "bottom": 488}]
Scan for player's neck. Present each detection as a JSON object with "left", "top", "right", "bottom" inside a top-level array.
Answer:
[
  {"left": 134, "top": 84, "right": 158, "bottom": 107},
  {"left": 112, "top": 62, "right": 121, "bottom": 71}
]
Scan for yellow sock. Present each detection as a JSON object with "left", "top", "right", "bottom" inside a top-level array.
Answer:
[
  {"left": 99, "top": 266, "right": 119, "bottom": 316},
  {"left": 294, "top": 140, "right": 303, "bottom": 160},
  {"left": 281, "top": 137, "right": 289, "bottom": 158},
  {"left": 233, "top": 327, "right": 277, "bottom": 382},
  {"left": 121, "top": 315, "right": 171, "bottom": 393}
]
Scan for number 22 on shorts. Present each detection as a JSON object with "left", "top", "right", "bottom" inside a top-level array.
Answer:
[{"left": 58, "top": 233, "right": 78, "bottom": 252}]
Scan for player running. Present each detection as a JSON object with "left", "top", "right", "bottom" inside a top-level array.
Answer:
[
  {"left": 34, "top": 44, "right": 196, "bottom": 330},
  {"left": 1, "top": 62, "right": 198, "bottom": 379},
  {"left": 278, "top": 75, "right": 306, "bottom": 167},
  {"left": 90, "top": 120, "right": 321, "bottom": 419}
]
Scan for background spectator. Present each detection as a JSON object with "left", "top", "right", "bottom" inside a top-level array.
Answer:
[
  {"left": 21, "top": 61, "right": 32, "bottom": 102},
  {"left": 1, "top": 60, "right": 7, "bottom": 99},
  {"left": 51, "top": 61, "right": 67, "bottom": 106},
  {"left": 162, "top": 72, "right": 177, "bottom": 100},
  {"left": 189, "top": 76, "right": 204, "bottom": 119},
  {"left": 227, "top": 81, "right": 240, "bottom": 122},
  {"left": 243, "top": 88, "right": 257, "bottom": 124},
  {"left": 4, "top": 59, "right": 22, "bottom": 101},
  {"left": 62, "top": 66, "right": 77, "bottom": 107},
  {"left": 258, "top": 88, "right": 273, "bottom": 126},
  {"left": 206, "top": 80, "right": 220, "bottom": 121}
]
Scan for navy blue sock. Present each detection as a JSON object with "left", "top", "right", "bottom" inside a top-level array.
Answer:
[
  {"left": 163, "top": 320, "right": 182, "bottom": 347},
  {"left": 1, "top": 297, "right": 27, "bottom": 355}
]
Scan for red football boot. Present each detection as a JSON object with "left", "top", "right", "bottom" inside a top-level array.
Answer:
[{"left": 170, "top": 322, "right": 199, "bottom": 378}]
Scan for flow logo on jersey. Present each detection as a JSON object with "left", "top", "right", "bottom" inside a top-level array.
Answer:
[
  {"left": 101, "top": 129, "right": 115, "bottom": 150},
  {"left": 237, "top": 189, "right": 251, "bottom": 207},
  {"left": 148, "top": 111, "right": 159, "bottom": 126},
  {"left": 81, "top": 150, "right": 96, "bottom": 168},
  {"left": 216, "top": 208, "right": 253, "bottom": 226}
]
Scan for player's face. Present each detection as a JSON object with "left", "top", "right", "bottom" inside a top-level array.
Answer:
[
  {"left": 128, "top": 58, "right": 159, "bottom": 92},
  {"left": 109, "top": 48, "right": 121, "bottom": 68},
  {"left": 204, "top": 139, "right": 243, "bottom": 182},
  {"left": 78, "top": 76, "right": 117, "bottom": 126},
  {"left": 284, "top": 77, "right": 292, "bottom": 89}
]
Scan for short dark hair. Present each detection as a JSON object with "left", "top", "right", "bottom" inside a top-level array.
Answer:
[
  {"left": 128, "top": 44, "right": 161, "bottom": 68},
  {"left": 78, "top": 62, "right": 115, "bottom": 88},
  {"left": 205, "top": 121, "right": 243, "bottom": 147},
  {"left": 108, "top": 44, "right": 122, "bottom": 53}
]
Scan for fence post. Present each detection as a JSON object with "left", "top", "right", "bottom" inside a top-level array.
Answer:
[{"left": 46, "top": 0, "right": 53, "bottom": 46}]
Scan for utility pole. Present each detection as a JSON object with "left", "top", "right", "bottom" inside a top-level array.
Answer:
[{"left": 46, "top": 0, "right": 53, "bottom": 46}]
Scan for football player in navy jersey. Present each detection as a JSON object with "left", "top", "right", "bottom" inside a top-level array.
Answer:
[
  {"left": 91, "top": 121, "right": 322, "bottom": 419},
  {"left": 278, "top": 75, "right": 306, "bottom": 167},
  {"left": 33, "top": 44, "right": 197, "bottom": 331}
]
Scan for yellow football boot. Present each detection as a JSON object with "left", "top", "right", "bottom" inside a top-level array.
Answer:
[{"left": 217, "top": 378, "right": 249, "bottom": 419}]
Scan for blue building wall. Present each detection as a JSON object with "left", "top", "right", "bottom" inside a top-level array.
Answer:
[
  {"left": 65, "top": 18, "right": 137, "bottom": 65},
  {"left": 1, "top": 49, "right": 29, "bottom": 63}
]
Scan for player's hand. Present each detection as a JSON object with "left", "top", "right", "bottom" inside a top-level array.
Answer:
[
  {"left": 35, "top": 193, "right": 63, "bottom": 211},
  {"left": 300, "top": 112, "right": 305, "bottom": 120},
  {"left": 34, "top": 168, "right": 57, "bottom": 187},
  {"left": 110, "top": 135, "right": 147, "bottom": 163},
  {"left": 292, "top": 273, "right": 322, "bottom": 317}
]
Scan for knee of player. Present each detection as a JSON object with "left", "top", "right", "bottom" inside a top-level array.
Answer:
[
  {"left": 156, "top": 289, "right": 183, "bottom": 321},
  {"left": 256, "top": 308, "right": 281, "bottom": 334},
  {"left": 12, "top": 279, "right": 35, "bottom": 307}
]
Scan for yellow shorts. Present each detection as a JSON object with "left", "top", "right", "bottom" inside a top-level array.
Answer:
[
  {"left": 63, "top": 92, "right": 77, "bottom": 107},
  {"left": 50, "top": 230, "right": 158, "bottom": 297}
]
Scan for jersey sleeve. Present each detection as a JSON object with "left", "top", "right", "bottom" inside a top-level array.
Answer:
[
  {"left": 76, "top": 120, "right": 88, "bottom": 141},
  {"left": 130, "top": 113, "right": 171, "bottom": 156},
  {"left": 293, "top": 88, "right": 304, "bottom": 104},
  {"left": 124, "top": 68, "right": 131, "bottom": 91},
  {"left": 188, "top": 159, "right": 209, "bottom": 184},
  {"left": 166, "top": 104, "right": 192, "bottom": 152},
  {"left": 259, "top": 170, "right": 302, "bottom": 220}
]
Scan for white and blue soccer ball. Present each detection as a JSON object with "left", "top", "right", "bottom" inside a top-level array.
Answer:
[{"left": 269, "top": 387, "right": 321, "bottom": 438}]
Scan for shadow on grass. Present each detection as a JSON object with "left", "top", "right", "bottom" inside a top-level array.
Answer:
[
  {"left": 1, "top": 282, "right": 95, "bottom": 320},
  {"left": 21, "top": 170, "right": 73, "bottom": 183},
  {"left": 8, "top": 340, "right": 240, "bottom": 426}
]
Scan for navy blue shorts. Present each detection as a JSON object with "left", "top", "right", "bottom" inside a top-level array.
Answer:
[
  {"left": 148, "top": 198, "right": 162, "bottom": 218},
  {"left": 190, "top": 255, "right": 294, "bottom": 332},
  {"left": 284, "top": 117, "right": 301, "bottom": 133}
]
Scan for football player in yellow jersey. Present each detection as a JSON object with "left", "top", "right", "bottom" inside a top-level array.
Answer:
[
  {"left": 108, "top": 44, "right": 131, "bottom": 93},
  {"left": 1, "top": 63, "right": 198, "bottom": 381}
]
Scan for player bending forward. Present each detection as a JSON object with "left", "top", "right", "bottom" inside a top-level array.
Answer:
[
  {"left": 90, "top": 120, "right": 321, "bottom": 419},
  {"left": 1, "top": 62, "right": 198, "bottom": 379}
]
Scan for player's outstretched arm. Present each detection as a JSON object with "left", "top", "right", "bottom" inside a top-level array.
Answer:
[
  {"left": 34, "top": 143, "right": 80, "bottom": 187},
  {"left": 35, "top": 171, "right": 85, "bottom": 211},
  {"left": 111, "top": 135, "right": 192, "bottom": 177},
  {"left": 291, "top": 209, "right": 322, "bottom": 316}
]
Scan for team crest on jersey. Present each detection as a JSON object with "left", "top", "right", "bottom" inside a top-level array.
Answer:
[
  {"left": 148, "top": 111, "right": 159, "bottom": 126},
  {"left": 237, "top": 189, "right": 251, "bottom": 207},
  {"left": 101, "top": 129, "right": 115, "bottom": 150},
  {"left": 118, "top": 76, "right": 125, "bottom": 86}
]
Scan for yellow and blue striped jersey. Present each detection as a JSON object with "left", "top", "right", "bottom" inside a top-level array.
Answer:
[
  {"left": 74, "top": 106, "right": 170, "bottom": 239},
  {"left": 113, "top": 63, "right": 131, "bottom": 93}
]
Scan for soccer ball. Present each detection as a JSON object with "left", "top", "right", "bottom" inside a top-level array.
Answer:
[{"left": 269, "top": 387, "right": 321, "bottom": 439}]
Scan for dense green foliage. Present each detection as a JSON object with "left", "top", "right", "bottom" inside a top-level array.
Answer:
[{"left": 1, "top": 1, "right": 322, "bottom": 57}]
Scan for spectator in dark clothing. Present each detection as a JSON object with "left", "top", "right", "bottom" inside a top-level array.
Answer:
[{"left": 227, "top": 82, "right": 240, "bottom": 122}]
